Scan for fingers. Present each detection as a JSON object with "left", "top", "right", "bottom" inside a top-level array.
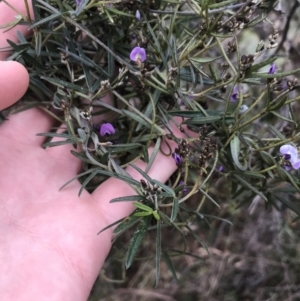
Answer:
[
  {"left": 0, "top": 0, "right": 52, "bottom": 145},
  {"left": 0, "top": 0, "right": 33, "bottom": 60},
  {"left": 0, "top": 61, "right": 29, "bottom": 110}
]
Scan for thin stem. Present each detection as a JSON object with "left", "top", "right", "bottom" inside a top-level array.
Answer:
[{"left": 216, "top": 37, "right": 237, "bottom": 76}]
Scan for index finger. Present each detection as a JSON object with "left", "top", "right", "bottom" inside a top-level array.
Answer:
[{"left": 0, "top": 0, "right": 33, "bottom": 60}]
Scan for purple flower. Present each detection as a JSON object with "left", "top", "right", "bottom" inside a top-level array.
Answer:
[
  {"left": 100, "top": 123, "right": 115, "bottom": 136},
  {"left": 130, "top": 47, "right": 146, "bottom": 62},
  {"left": 217, "top": 165, "right": 225, "bottom": 172},
  {"left": 230, "top": 85, "right": 239, "bottom": 102},
  {"left": 76, "top": 0, "right": 82, "bottom": 4},
  {"left": 230, "top": 85, "right": 245, "bottom": 102},
  {"left": 135, "top": 10, "right": 141, "bottom": 21},
  {"left": 178, "top": 181, "right": 188, "bottom": 193},
  {"left": 268, "top": 63, "right": 276, "bottom": 74},
  {"left": 172, "top": 152, "right": 183, "bottom": 165},
  {"left": 280, "top": 144, "right": 300, "bottom": 170}
]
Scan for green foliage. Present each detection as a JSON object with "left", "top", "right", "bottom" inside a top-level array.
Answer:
[{"left": 4, "top": 0, "right": 300, "bottom": 286}]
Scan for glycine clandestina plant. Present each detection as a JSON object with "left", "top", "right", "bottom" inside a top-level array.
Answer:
[{"left": 2, "top": 0, "right": 300, "bottom": 286}]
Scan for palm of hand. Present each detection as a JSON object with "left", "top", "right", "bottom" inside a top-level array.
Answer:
[
  {"left": 0, "top": 104, "right": 178, "bottom": 300},
  {"left": 0, "top": 110, "right": 116, "bottom": 298}
]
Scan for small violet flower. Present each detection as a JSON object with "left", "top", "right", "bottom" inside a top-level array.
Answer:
[
  {"left": 230, "top": 85, "right": 244, "bottom": 102},
  {"left": 217, "top": 165, "right": 225, "bottom": 172},
  {"left": 172, "top": 152, "right": 183, "bottom": 165},
  {"left": 135, "top": 10, "right": 141, "bottom": 21},
  {"left": 280, "top": 144, "right": 300, "bottom": 170},
  {"left": 130, "top": 46, "right": 146, "bottom": 63},
  {"left": 268, "top": 63, "right": 276, "bottom": 74},
  {"left": 179, "top": 181, "right": 188, "bottom": 194},
  {"left": 239, "top": 104, "right": 249, "bottom": 114},
  {"left": 76, "top": 0, "right": 82, "bottom": 5},
  {"left": 100, "top": 123, "right": 115, "bottom": 136}
]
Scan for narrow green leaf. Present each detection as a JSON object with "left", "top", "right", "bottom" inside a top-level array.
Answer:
[
  {"left": 125, "top": 216, "right": 152, "bottom": 269},
  {"left": 230, "top": 135, "right": 247, "bottom": 171},
  {"left": 208, "top": 0, "right": 235, "bottom": 8},
  {"left": 110, "top": 195, "right": 146, "bottom": 203},
  {"left": 209, "top": 64, "right": 218, "bottom": 82},
  {"left": 186, "top": 225, "right": 210, "bottom": 255},
  {"left": 231, "top": 170, "right": 265, "bottom": 179},
  {"left": 107, "top": 34, "right": 115, "bottom": 78},
  {"left": 41, "top": 76, "right": 89, "bottom": 93},
  {"left": 270, "top": 111, "right": 294, "bottom": 123},
  {"left": 97, "top": 217, "right": 125, "bottom": 235},
  {"left": 70, "top": 150, "right": 94, "bottom": 164},
  {"left": 163, "top": 251, "right": 178, "bottom": 282},
  {"left": 78, "top": 170, "right": 99, "bottom": 196},
  {"left": 153, "top": 211, "right": 160, "bottom": 220},
  {"left": 170, "top": 197, "right": 179, "bottom": 222},
  {"left": 106, "top": 6, "right": 134, "bottom": 17},
  {"left": 199, "top": 188, "right": 220, "bottom": 208},
  {"left": 42, "top": 139, "right": 74, "bottom": 148},
  {"left": 233, "top": 174, "right": 268, "bottom": 201},
  {"left": 273, "top": 195, "right": 300, "bottom": 216},
  {"left": 122, "top": 109, "right": 151, "bottom": 130},
  {"left": 155, "top": 219, "right": 162, "bottom": 287},
  {"left": 277, "top": 166, "right": 300, "bottom": 192},
  {"left": 129, "top": 163, "right": 154, "bottom": 184},
  {"left": 260, "top": 151, "right": 276, "bottom": 165},
  {"left": 29, "top": 12, "right": 64, "bottom": 29},
  {"left": 267, "top": 124, "right": 285, "bottom": 140},
  {"left": 75, "top": 0, "right": 89, "bottom": 15},
  {"left": 201, "top": 214, "right": 232, "bottom": 225},
  {"left": 248, "top": 68, "right": 300, "bottom": 79},
  {"left": 246, "top": 57, "right": 277, "bottom": 74},
  {"left": 60, "top": 168, "right": 141, "bottom": 191},
  {"left": 107, "top": 143, "right": 142, "bottom": 153},
  {"left": 113, "top": 215, "right": 142, "bottom": 234},
  {"left": 190, "top": 55, "right": 222, "bottom": 64},
  {"left": 184, "top": 116, "right": 234, "bottom": 125},
  {"left": 145, "top": 137, "right": 161, "bottom": 173},
  {"left": 133, "top": 202, "right": 154, "bottom": 213},
  {"left": 133, "top": 211, "right": 153, "bottom": 217}
]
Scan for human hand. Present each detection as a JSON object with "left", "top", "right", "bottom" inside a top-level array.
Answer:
[{"left": 0, "top": 1, "right": 184, "bottom": 300}]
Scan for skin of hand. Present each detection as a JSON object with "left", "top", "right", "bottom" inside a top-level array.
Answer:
[{"left": 0, "top": 1, "right": 190, "bottom": 300}]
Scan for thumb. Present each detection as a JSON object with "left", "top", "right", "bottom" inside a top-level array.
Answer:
[{"left": 0, "top": 61, "right": 29, "bottom": 110}]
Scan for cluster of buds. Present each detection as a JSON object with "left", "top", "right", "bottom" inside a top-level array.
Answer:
[
  {"left": 167, "top": 67, "right": 178, "bottom": 83},
  {"left": 140, "top": 179, "right": 162, "bottom": 200},
  {"left": 223, "top": 17, "right": 244, "bottom": 32},
  {"left": 267, "top": 30, "right": 279, "bottom": 49},
  {"left": 79, "top": 106, "right": 93, "bottom": 121},
  {"left": 198, "top": 136, "right": 217, "bottom": 169},
  {"left": 52, "top": 97, "right": 71, "bottom": 112},
  {"left": 172, "top": 139, "right": 190, "bottom": 166},
  {"left": 269, "top": 78, "right": 284, "bottom": 92},
  {"left": 199, "top": 125, "right": 214, "bottom": 139},
  {"left": 239, "top": 54, "right": 254, "bottom": 77},
  {"left": 220, "top": 63, "right": 232, "bottom": 93},
  {"left": 199, "top": 18, "right": 222, "bottom": 33},
  {"left": 227, "top": 41, "right": 237, "bottom": 54},
  {"left": 240, "top": 54, "right": 254, "bottom": 71},
  {"left": 286, "top": 78, "right": 300, "bottom": 91},
  {"left": 282, "top": 124, "right": 294, "bottom": 138},
  {"left": 237, "top": 0, "right": 258, "bottom": 24},
  {"left": 198, "top": 125, "right": 217, "bottom": 169},
  {"left": 115, "top": 0, "right": 136, "bottom": 11}
]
